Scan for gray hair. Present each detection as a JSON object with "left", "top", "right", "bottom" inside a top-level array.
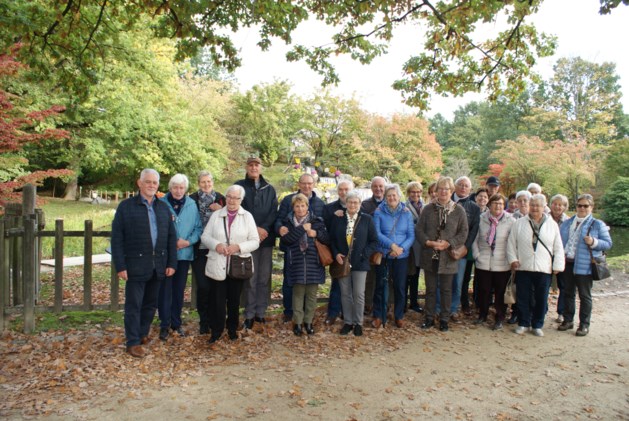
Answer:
[
  {"left": 225, "top": 184, "right": 246, "bottom": 200},
  {"left": 530, "top": 193, "right": 547, "bottom": 207},
  {"left": 197, "top": 170, "right": 213, "bottom": 182},
  {"left": 515, "top": 190, "right": 532, "bottom": 201},
  {"left": 140, "top": 168, "right": 159, "bottom": 182},
  {"left": 527, "top": 182, "right": 542, "bottom": 194},
  {"left": 168, "top": 173, "right": 189, "bottom": 190},
  {"left": 406, "top": 181, "right": 423, "bottom": 194},
  {"left": 345, "top": 190, "right": 363, "bottom": 203},
  {"left": 577, "top": 193, "right": 594, "bottom": 207},
  {"left": 384, "top": 183, "right": 402, "bottom": 198},
  {"left": 550, "top": 194, "right": 568, "bottom": 207},
  {"left": 371, "top": 176, "right": 386, "bottom": 185},
  {"left": 337, "top": 179, "right": 355, "bottom": 190},
  {"left": 455, "top": 176, "right": 471, "bottom": 187}
]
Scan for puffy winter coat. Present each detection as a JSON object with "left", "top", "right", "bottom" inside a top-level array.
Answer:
[
  {"left": 373, "top": 201, "right": 415, "bottom": 259},
  {"left": 160, "top": 193, "right": 202, "bottom": 261},
  {"left": 472, "top": 212, "right": 514, "bottom": 272},
  {"left": 201, "top": 206, "right": 260, "bottom": 281},
  {"left": 507, "top": 215, "right": 565, "bottom": 274},
  {"left": 560, "top": 216, "right": 612, "bottom": 276},
  {"left": 329, "top": 212, "right": 378, "bottom": 273}
]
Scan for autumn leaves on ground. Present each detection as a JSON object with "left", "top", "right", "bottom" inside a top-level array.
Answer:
[{"left": 2, "top": 274, "right": 629, "bottom": 420}]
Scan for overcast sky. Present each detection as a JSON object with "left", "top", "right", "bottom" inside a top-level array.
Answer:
[{"left": 231, "top": 0, "right": 629, "bottom": 119}]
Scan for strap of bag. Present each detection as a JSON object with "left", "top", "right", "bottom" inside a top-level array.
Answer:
[
  {"left": 529, "top": 219, "right": 553, "bottom": 260},
  {"left": 223, "top": 217, "right": 230, "bottom": 275}
]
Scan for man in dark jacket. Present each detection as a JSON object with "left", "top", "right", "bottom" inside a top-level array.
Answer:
[
  {"left": 360, "top": 176, "right": 386, "bottom": 312},
  {"left": 236, "top": 157, "right": 278, "bottom": 329},
  {"left": 323, "top": 179, "right": 354, "bottom": 325},
  {"left": 111, "top": 169, "right": 177, "bottom": 358},
  {"left": 275, "top": 173, "right": 325, "bottom": 321}
]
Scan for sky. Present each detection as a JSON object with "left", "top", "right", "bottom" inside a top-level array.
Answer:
[{"left": 230, "top": 0, "right": 629, "bottom": 120}]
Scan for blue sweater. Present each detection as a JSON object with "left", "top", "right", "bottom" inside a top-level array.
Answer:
[
  {"left": 373, "top": 201, "right": 415, "bottom": 259},
  {"left": 160, "top": 193, "right": 203, "bottom": 261},
  {"left": 560, "top": 216, "right": 612, "bottom": 276}
]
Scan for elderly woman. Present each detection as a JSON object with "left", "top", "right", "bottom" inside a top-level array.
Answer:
[
  {"left": 280, "top": 194, "right": 330, "bottom": 336},
  {"left": 559, "top": 194, "right": 612, "bottom": 336},
  {"left": 507, "top": 194, "right": 565, "bottom": 337},
  {"left": 201, "top": 185, "right": 259, "bottom": 343},
  {"left": 157, "top": 174, "right": 203, "bottom": 340},
  {"left": 550, "top": 194, "right": 569, "bottom": 323},
  {"left": 405, "top": 181, "right": 424, "bottom": 313},
  {"left": 427, "top": 181, "right": 438, "bottom": 203},
  {"left": 417, "top": 177, "right": 468, "bottom": 332},
  {"left": 475, "top": 188, "right": 489, "bottom": 213},
  {"left": 329, "top": 190, "right": 379, "bottom": 336},
  {"left": 512, "top": 190, "right": 531, "bottom": 219},
  {"left": 190, "top": 171, "right": 226, "bottom": 334},
  {"left": 372, "top": 184, "right": 415, "bottom": 329},
  {"left": 472, "top": 194, "right": 514, "bottom": 330}
]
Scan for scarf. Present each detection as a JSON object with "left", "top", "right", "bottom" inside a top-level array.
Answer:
[
  {"left": 486, "top": 212, "right": 504, "bottom": 253},
  {"left": 167, "top": 195, "right": 186, "bottom": 215},
  {"left": 346, "top": 212, "right": 359, "bottom": 246},
  {"left": 293, "top": 213, "right": 311, "bottom": 252},
  {"left": 433, "top": 200, "right": 457, "bottom": 259},
  {"left": 197, "top": 190, "right": 217, "bottom": 227},
  {"left": 565, "top": 215, "right": 589, "bottom": 259},
  {"left": 409, "top": 200, "right": 423, "bottom": 216}
]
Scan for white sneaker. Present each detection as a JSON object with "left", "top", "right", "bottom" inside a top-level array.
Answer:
[
  {"left": 556, "top": 315, "right": 564, "bottom": 323},
  {"left": 514, "top": 326, "right": 528, "bottom": 335},
  {"left": 532, "top": 328, "right": 544, "bottom": 337}
]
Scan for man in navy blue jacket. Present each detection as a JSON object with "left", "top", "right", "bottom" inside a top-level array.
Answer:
[{"left": 111, "top": 169, "right": 177, "bottom": 358}]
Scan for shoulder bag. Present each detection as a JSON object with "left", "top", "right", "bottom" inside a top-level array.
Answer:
[
  {"left": 504, "top": 271, "right": 516, "bottom": 304},
  {"left": 315, "top": 239, "right": 334, "bottom": 266},
  {"left": 586, "top": 221, "right": 610, "bottom": 281},
  {"left": 223, "top": 218, "right": 254, "bottom": 280}
]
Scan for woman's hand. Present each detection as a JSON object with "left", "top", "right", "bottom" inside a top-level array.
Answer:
[
  {"left": 336, "top": 254, "right": 345, "bottom": 264},
  {"left": 176, "top": 238, "right": 190, "bottom": 249},
  {"left": 209, "top": 203, "right": 222, "bottom": 211},
  {"left": 307, "top": 229, "right": 317, "bottom": 238},
  {"left": 390, "top": 244, "right": 403, "bottom": 256},
  {"left": 302, "top": 223, "right": 312, "bottom": 231},
  {"left": 226, "top": 244, "right": 240, "bottom": 255},
  {"left": 216, "top": 243, "right": 229, "bottom": 255},
  {"left": 584, "top": 235, "right": 594, "bottom": 246},
  {"left": 511, "top": 261, "right": 520, "bottom": 271}
]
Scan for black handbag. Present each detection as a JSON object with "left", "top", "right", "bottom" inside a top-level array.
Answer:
[
  {"left": 586, "top": 222, "right": 610, "bottom": 281},
  {"left": 223, "top": 218, "right": 254, "bottom": 280}
]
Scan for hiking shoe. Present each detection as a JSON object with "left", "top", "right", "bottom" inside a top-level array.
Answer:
[
  {"left": 439, "top": 320, "right": 449, "bottom": 332},
  {"left": 493, "top": 321, "right": 503, "bottom": 331},
  {"left": 558, "top": 321, "right": 574, "bottom": 331},
  {"left": 340, "top": 324, "right": 353, "bottom": 335},
  {"left": 159, "top": 327, "right": 169, "bottom": 341},
  {"left": 576, "top": 325, "right": 589, "bottom": 336},
  {"left": 532, "top": 328, "right": 544, "bottom": 337},
  {"left": 353, "top": 325, "right": 363, "bottom": 337}
]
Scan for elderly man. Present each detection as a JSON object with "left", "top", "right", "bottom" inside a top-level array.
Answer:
[
  {"left": 237, "top": 157, "right": 278, "bottom": 330},
  {"left": 360, "top": 176, "right": 387, "bottom": 313},
  {"left": 486, "top": 176, "right": 501, "bottom": 197},
  {"left": 111, "top": 169, "right": 177, "bottom": 358},
  {"left": 323, "top": 178, "right": 354, "bottom": 325},
  {"left": 275, "top": 173, "right": 326, "bottom": 322}
]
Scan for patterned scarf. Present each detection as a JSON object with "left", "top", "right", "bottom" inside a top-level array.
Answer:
[
  {"left": 409, "top": 200, "right": 423, "bottom": 216},
  {"left": 167, "top": 195, "right": 186, "bottom": 215},
  {"left": 565, "top": 215, "right": 589, "bottom": 259},
  {"left": 346, "top": 212, "right": 359, "bottom": 246},
  {"left": 293, "top": 212, "right": 311, "bottom": 252},
  {"left": 197, "top": 190, "right": 216, "bottom": 226},
  {"left": 486, "top": 212, "right": 504, "bottom": 253},
  {"left": 433, "top": 200, "right": 457, "bottom": 260}
]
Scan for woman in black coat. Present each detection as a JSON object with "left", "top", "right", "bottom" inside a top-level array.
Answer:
[{"left": 329, "top": 190, "right": 379, "bottom": 336}]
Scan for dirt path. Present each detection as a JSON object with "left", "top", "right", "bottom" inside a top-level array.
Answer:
[{"left": 3, "top": 277, "right": 629, "bottom": 420}]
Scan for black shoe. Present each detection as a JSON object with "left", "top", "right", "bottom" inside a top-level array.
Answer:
[
  {"left": 228, "top": 330, "right": 238, "bottom": 340},
  {"left": 353, "top": 325, "right": 363, "bottom": 337},
  {"left": 173, "top": 326, "right": 186, "bottom": 337},
  {"left": 208, "top": 335, "right": 220, "bottom": 344},
  {"left": 421, "top": 320, "right": 435, "bottom": 330},
  {"left": 340, "top": 324, "right": 353, "bottom": 335},
  {"left": 558, "top": 321, "right": 574, "bottom": 331},
  {"left": 243, "top": 318, "right": 254, "bottom": 330},
  {"left": 159, "top": 327, "right": 169, "bottom": 341},
  {"left": 576, "top": 325, "right": 589, "bottom": 336},
  {"left": 493, "top": 321, "right": 504, "bottom": 331},
  {"left": 254, "top": 317, "right": 266, "bottom": 324},
  {"left": 304, "top": 323, "right": 315, "bottom": 335},
  {"left": 410, "top": 304, "right": 424, "bottom": 313},
  {"left": 439, "top": 320, "right": 449, "bottom": 332},
  {"left": 199, "top": 324, "right": 210, "bottom": 335},
  {"left": 507, "top": 314, "right": 518, "bottom": 325},
  {"left": 473, "top": 318, "right": 486, "bottom": 325},
  {"left": 293, "top": 324, "right": 303, "bottom": 336}
]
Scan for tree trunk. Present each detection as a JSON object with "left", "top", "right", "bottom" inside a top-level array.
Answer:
[{"left": 62, "top": 177, "right": 78, "bottom": 200}]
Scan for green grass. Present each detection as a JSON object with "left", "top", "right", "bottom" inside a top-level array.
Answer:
[{"left": 11, "top": 310, "right": 124, "bottom": 332}]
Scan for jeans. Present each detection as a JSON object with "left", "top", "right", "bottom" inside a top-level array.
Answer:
[
  {"left": 327, "top": 278, "right": 342, "bottom": 318},
  {"left": 124, "top": 272, "right": 160, "bottom": 347},
  {"left": 209, "top": 276, "right": 245, "bottom": 339},
  {"left": 365, "top": 267, "right": 376, "bottom": 308},
  {"left": 515, "top": 271, "right": 551, "bottom": 329},
  {"left": 339, "top": 271, "right": 367, "bottom": 325},
  {"left": 192, "top": 250, "right": 211, "bottom": 330},
  {"left": 244, "top": 247, "right": 273, "bottom": 319},
  {"left": 449, "top": 258, "right": 468, "bottom": 314},
  {"left": 292, "top": 283, "right": 318, "bottom": 324},
  {"left": 373, "top": 257, "right": 408, "bottom": 322},
  {"left": 158, "top": 260, "right": 190, "bottom": 329},
  {"left": 556, "top": 272, "right": 566, "bottom": 316},
  {"left": 562, "top": 262, "right": 593, "bottom": 327},
  {"left": 475, "top": 268, "right": 510, "bottom": 321}
]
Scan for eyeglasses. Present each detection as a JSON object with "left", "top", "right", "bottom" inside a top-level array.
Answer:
[
  {"left": 577, "top": 204, "right": 590, "bottom": 208},
  {"left": 437, "top": 188, "right": 450, "bottom": 192},
  {"left": 226, "top": 195, "right": 242, "bottom": 201}
]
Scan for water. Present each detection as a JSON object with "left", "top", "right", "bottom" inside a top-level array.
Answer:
[{"left": 608, "top": 226, "right": 629, "bottom": 257}]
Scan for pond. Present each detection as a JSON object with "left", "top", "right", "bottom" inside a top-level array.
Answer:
[{"left": 608, "top": 226, "right": 629, "bottom": 257}]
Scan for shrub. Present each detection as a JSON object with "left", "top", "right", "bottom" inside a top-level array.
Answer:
[{"left": 602, "top": 177, "right": 629, "bottom": 226}]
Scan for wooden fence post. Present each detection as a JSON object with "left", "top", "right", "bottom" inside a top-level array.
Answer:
[
  {"left": 54, "top": 219, "right": 64, "bottom": 313},
  {"left": 22, "top": 215, "right": 36, "bottom": 333},
  {"left": 35, "top": 209, "right": 44, "bottom": 300},
  {"left": 0, "top": 219, "right": 5, "bottom": 329},
  {"left": 83, "top": 220, "right": 93, "bottom": 310},
  {"left": 1, "top": 218, "right": 8, "bottom": 309}
]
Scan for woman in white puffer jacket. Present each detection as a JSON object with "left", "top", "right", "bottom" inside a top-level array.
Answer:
[{"left": 472, "top": 194, "right": 515, "bottom": 330}]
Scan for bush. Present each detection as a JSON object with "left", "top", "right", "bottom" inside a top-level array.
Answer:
[{"left": 602, "top": 176, "right": 629, "bottom": 226}]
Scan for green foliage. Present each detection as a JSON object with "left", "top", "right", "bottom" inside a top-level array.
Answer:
[
  {"left": 603, "top": 177, "right": 629, "bottom": 226},
  {"left": 602, "top": 138, "right": 629, "bottom": 188},
  {"left": 12, "top": 311, "right": 124, "bottom": 333}
]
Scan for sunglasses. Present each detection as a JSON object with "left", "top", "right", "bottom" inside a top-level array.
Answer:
[{"left": 577, "top": 204, "right": 590, "bottom": 208}]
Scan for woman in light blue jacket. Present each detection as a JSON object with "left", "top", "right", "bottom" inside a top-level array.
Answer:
[
  {"left": 559, "top": 194, "right": 612, "bottom": 336},
  {"left": 372, "top": 184, "right": 415, "bottom": 329},
  {"left": 158, "top": 174, "right": 202, "bottom": 340}
]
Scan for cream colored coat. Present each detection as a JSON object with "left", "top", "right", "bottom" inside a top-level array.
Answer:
[
  {"left": 201, "top": 206, "right": 260, "bottom": 281},
  {"left": 507, "top": 215, "right": 565, "bottom": 274},
  {"left": 472, "top": 212, "right": 514, "bottom": 272}
]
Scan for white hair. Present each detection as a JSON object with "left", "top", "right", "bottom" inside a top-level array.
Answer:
[
  {"left": 140, "top": 168, "right": 159, "bottom": 182},
  {"left": 226, "top": 184, "right": 246, "bottom": 200},
  {"left": 455, "top": 176, "right": 471, "bottom": 186},
  {"left": 527, "top": 182, "right": 542, "bottom": 193},
  {"left": 515, "top": 190, "right": 532, "bottom": 201},
  {"left": 168, "top": 173, "right": 189, "bottom": 190},
  {"left": 197, "top": 170, "right": 213, "bottom": 182},
  {"left": 550, "top": 194, "right": 568, "bottom": 207},
  {"left": 371, "top": 176, "right": 386, "bottom": 185},
  {"left": 530, "top": 193, "right": 547, "bottom": 207},
  {"left": 345, "top": 190, "right": 363, "bottom": 203},
  {"left": 384, "top": 183, "right": 402, "bottom": 198},
  {"left": 337, "top": 179, "right": 355, "bottom": 190}
]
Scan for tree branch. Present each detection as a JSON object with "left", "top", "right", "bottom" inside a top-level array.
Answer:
[{"left": 78, "top": 0, "right": 108, "bottom": 63}]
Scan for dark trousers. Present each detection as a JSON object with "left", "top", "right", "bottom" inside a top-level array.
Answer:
[
  {"left": 373, "top": 257, "right": 408, "bottom": 322},
  {"left": 515, "top": 271, "right": 551, "bottom": 329},
  {"left": 282, "top": 257, "right": 293, "bottom": 317},
  {"left": 475, "top": 268, "right": 510, "bottom": 321},
  {"left": 192, "top": 251, "right": 211, "bottom": 329},
  {"left": 327, "top": 278, "right": 342, "bottom": 318},
  {"left": 460, "top": 260, "right": 475, "bottom": 310},
  {"left": 158, "top": 260, "right": 190, "bottom": 329},
  {"left": 124, "top": 272, "right": 160, "bottom": 347},
  {"left": 209, "top": 277, "right": 245, "bottom": 339},
  {"left": 562, "top": 262, "right": 593, "bottom": 327},
  {"left": 556, "top": 272, "right": 566, "bottom": 315},
  {"left": 406, "top": 265, "right": 420, "bottom": 307}
]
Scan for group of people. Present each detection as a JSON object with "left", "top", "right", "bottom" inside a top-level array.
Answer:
[{"left": 111, "top": 162, "right": 612, "bottom": 359}]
